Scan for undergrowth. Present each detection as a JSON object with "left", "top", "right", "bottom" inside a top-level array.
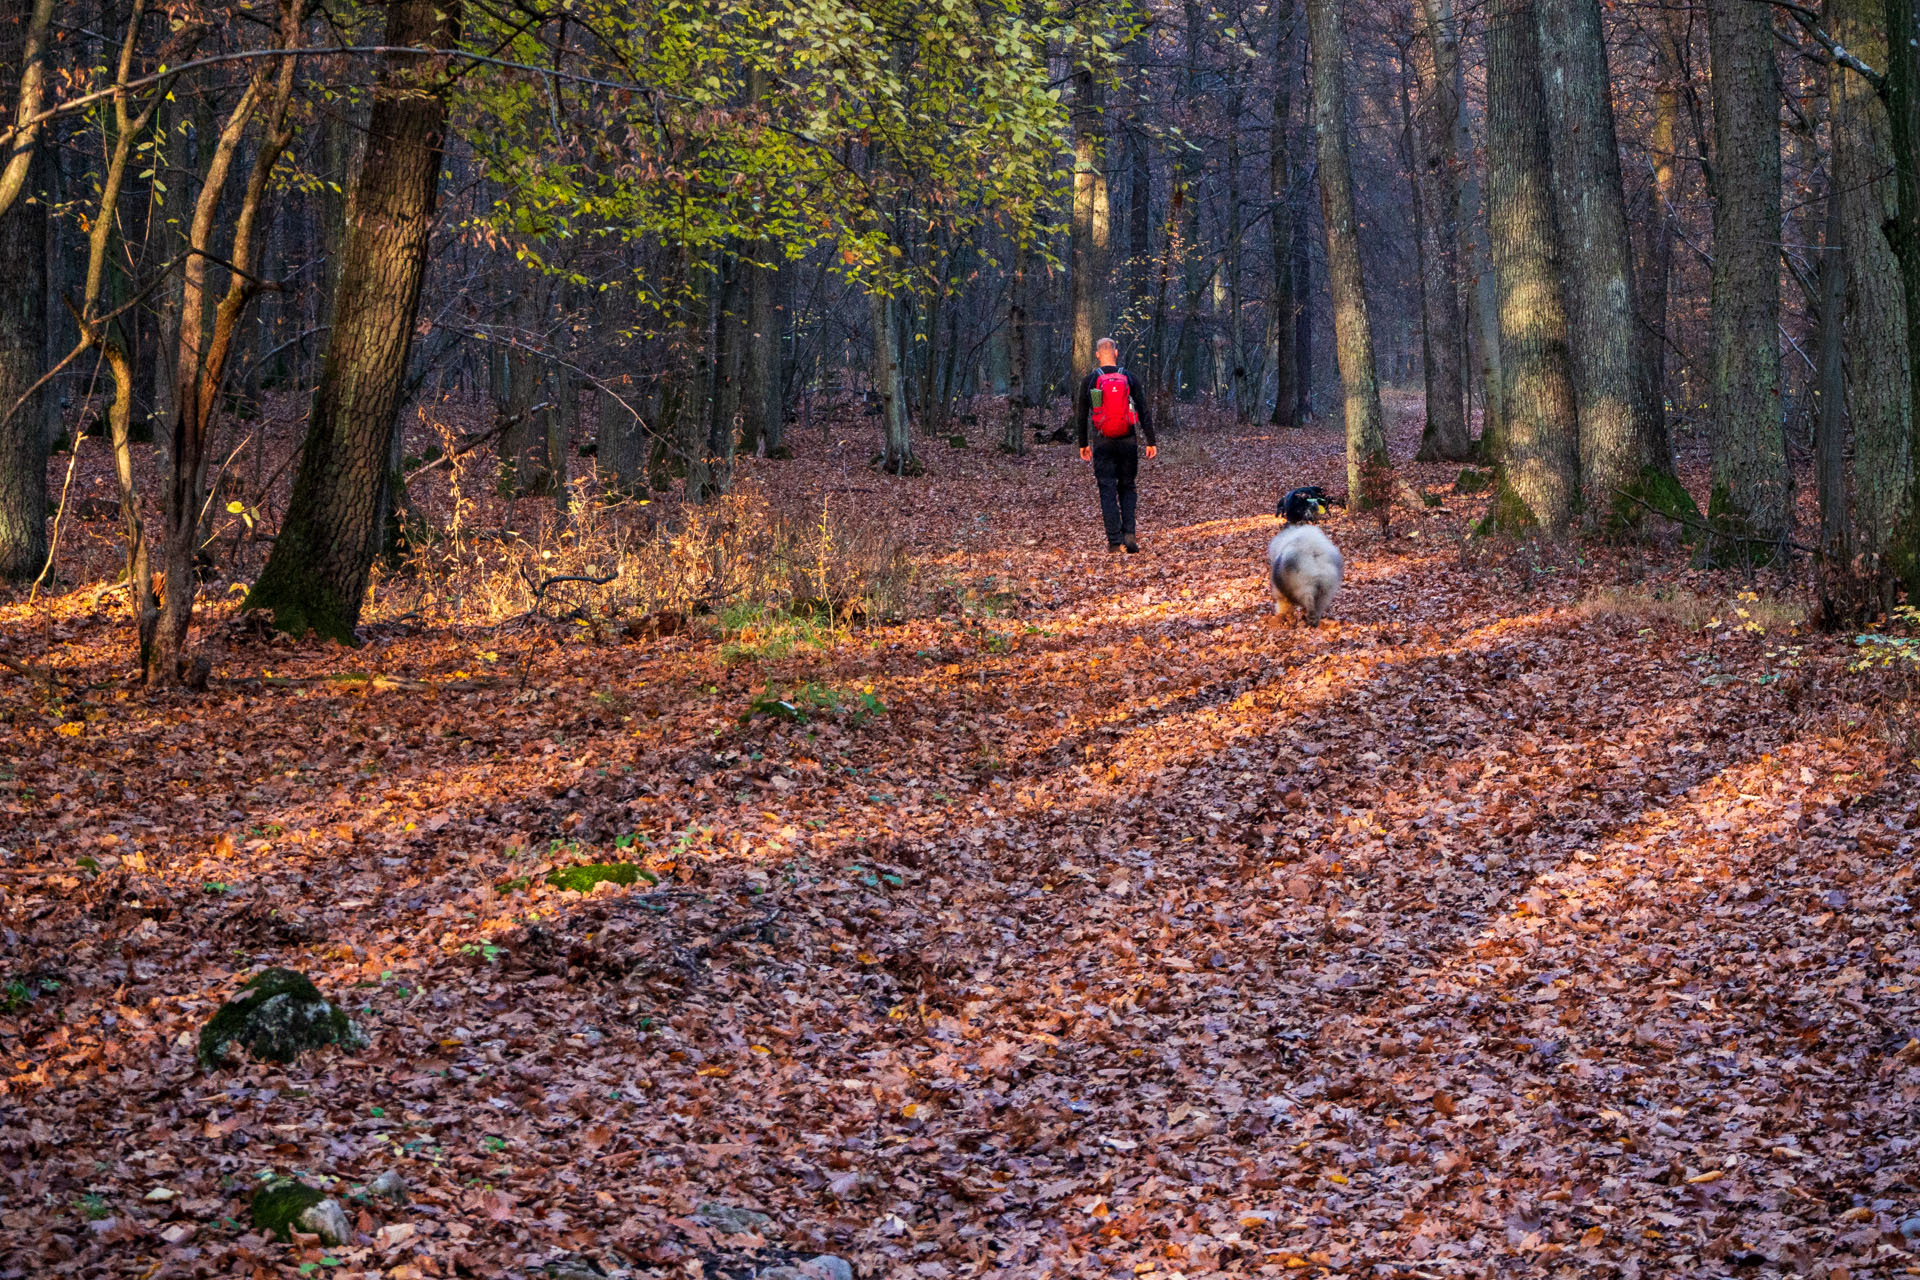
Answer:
[{"left": 364, "top": 478, "right": 911, "bottom": 633}]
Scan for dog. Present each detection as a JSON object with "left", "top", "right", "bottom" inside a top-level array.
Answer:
[{"left": 1267, "top": 487, "right": 1342, "bottom": 625}]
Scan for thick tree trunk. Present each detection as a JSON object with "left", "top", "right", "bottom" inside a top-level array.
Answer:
[
  {"left": 0, "top": 0, "right": 52, "bottom": 579},
  {"left": 1704, "top": 0, "right": 1791, "bottom": 558},
  {"left": 597, "top": 378, "right": 647, "bottom": 493},
  {"left": 1484, "top": 0, "right": 1580, "bottom": 532},
  {"left": 0, "top": 159, "right": 45, "bottom": 580},
  {"left": 1270, "top": 2, "right": 1300, "bottom": 429},
  {"left": 1879, "top": 0, "right": 1920, "bottom": 595},
  {"left": 1535, "top": 0, "right": 1676, "bottom": 523},
  {"left": 704, "top": 250, "right": 741, "bottom": 498},
  {"left": 871, "top": 290, "right": 918, "bottom": 475},
  {"left": 1069, "top": 62, "right": 1111, "bottom": 380},
  {"left": 245, "top": 0, "right": 460, "bottom": 643},
  {"left": 1305, "top": 0, "right": 1392, "bottom": 511}
]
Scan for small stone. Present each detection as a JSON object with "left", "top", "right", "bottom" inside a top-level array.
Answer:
[
  {"left": 542, "top": 1258, "right": 609, "bottom": 1280},
  {"left": 252, "top": 1178, "right": 351, "bottom": 1245},
  {"left": 144, "top": 1186, "right": 177, "bottom": 1202},
  {"left": 160, "top": 1222, "right": 197, "bottom": 1246},
  {"left": 366, "top": 1169, "right": 409, "bottom": 1202},
  {"left": 298, "top": 1198, "right": 350, "bottom": 1246},
  {"left": 1900, "top": 1215, "right": 1920, "bottom": 1241},
  {"left": 801, "top": 1256, "right": 853, "bottom": 1280},
  {"left": 695, "top": 1201, "right": 772, "bottom": 1235}
]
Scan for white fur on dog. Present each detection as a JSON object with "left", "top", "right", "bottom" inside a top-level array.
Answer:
[{"left": 1267, "top": 524, "right": 1343, "bottom": 625}]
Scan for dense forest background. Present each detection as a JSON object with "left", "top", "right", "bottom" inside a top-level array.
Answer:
[{"left": 2, "top": 0, "right": 1919, "bottom": 670}]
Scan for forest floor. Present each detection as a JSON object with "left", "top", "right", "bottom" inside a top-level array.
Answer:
[{"left": 3, "top": 397, "right": 1919, "bottom": 1280}]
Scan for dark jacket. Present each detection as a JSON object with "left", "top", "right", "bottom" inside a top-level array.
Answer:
[{"left": 1075, "top": 365, "right": 1155, "bottom": 448}]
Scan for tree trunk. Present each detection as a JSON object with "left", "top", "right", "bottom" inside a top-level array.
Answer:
[
  {"left": 0, "top": 0, "right": 56, "bottom": 581},
  {"left": 1641, "top": 4, "right": 1685, "bottom": 414},
  {"left": 1534, "top": 0, "right": 1676, "bottom": 523},
  {"left": 704, "top": 249, "right": 741, "bottom": 498},
  {"left": 0, "top": 0, "right": 54, "bottom": 221},
  {"left": 1004, "top": 238, "right": 1030, "bottom": 454},
  {"left": 1292, "top": 170, "right": 1314, "bottom": 422},
  {"left": 1407, "top": 20, "right": 1471, "bottom": 461},
  {"left": 597, "top": 378, "right": 647, "bottom": 492},
  {"left": 155, "top": 0, "right": 304, "bottom": 682},
  {"left": 1305, "top": 0, "right": 1392, "bottom": 511},
  {"left": 1127, "top": 117, "right": 1152, "bottom": 352},
  {"left": 0, "top": 0, "right": 49, "bottom": 580},
  {"left": 245, "top": 0, "right": 460, "bottom": 643},
  {"left": 1224, "top": 84, "right": 1252, "bottom": 421},
  {"left": 1878, "top": 0, "right": 1920, "bottom": 595},
  {"left": 742, "top": 244, "right": 785, "bottom": 457},
  {"left": 1069, "top": 61, "right": 1111, "bottom": 380},
  {"left": 1703, "top": 0, "right": 1791, "bottom": 558},
  {"left": 1270, "top": 0, "right": 1300, "bottom": 429},
  {"left": 1831, "top": 0, "right": 1911, "bottom": 573},
  {"left": 871, "top": 290, "right": 918, "bottom": 475},
  {"left": 1484, "top": 0, "right": 1580, "bottom": 532},
  {"left": 1419, "top": 0, "right": 1499, "bottom": 453},
  {"left": 1815, "top": 188, "right": 1852, "bottom": 565}
]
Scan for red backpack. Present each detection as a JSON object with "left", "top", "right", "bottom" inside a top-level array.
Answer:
[{"left": 1092, "top": 370, "right": 1137, "bottom": 438}]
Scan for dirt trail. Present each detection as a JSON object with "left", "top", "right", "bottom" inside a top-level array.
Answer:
[{"left": 2, "top": 413, "right": 1917, "bottom": 1280}]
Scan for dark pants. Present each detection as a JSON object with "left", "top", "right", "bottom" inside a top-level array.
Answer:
[{"left": 1091, "top": 436, "right": 1139, "bottom": 545}]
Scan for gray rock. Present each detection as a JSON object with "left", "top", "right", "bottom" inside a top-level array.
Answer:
[
  {"left": 1900, "top": 1215, "right": 1920, "bottom": 1241},
  {"left": 297, "top": 1198, "right": 351, "bottom": 1247},
  {"left": 366, "top": 1169, "right": 408, "bottom": 1203},
  {"left": 758, "top": 1259, "right": 852, "bottom": 1280},
  {"left": 696, "top": 1202, "right": 772, "bottom": 1235},
  {"left": 542, "top": 1258, "right": 610, "bottom": 1280}
]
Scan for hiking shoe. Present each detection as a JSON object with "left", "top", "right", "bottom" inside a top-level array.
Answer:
[
  {"left": 1123, "top": 535, "right": 1139, "bottom": 553},
  {"left": 1108, "top": 543, "right": 1125, "bottom": 553}
]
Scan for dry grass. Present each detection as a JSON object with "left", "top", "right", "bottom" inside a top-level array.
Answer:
[
  {"left": 363, "top": 480, "right": 912, "bottom": 635},
  {"left": 1577, "top": 584, "right": 1808, "bottom": 634}
]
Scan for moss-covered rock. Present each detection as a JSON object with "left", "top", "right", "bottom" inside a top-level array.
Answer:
[
  {"left": 198, "top": 968, "right": 363, "bottom": 1068},
  {"left": 546, "top": 862, "right": 654, "bottom": 893},
  {"left": 250, "top": 1178, "right": 349, "bottom": 1244}
]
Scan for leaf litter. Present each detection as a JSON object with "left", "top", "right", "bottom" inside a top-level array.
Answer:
[{"left": 1, "top": 401, "right": 1917, "bottom": 1280}]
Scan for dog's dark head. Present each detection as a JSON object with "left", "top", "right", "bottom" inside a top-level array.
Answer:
[{"left": 1277, "top": 486, "right": 1331, "bottom": 523}]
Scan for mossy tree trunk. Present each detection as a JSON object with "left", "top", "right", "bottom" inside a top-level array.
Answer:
[
  {"left": 1483, "top": 0, "right": 1580, "bottom": 533},
  {"left": 1535, "top": 0, "right": 1677, "bottom": 526},
  {"left": 1306, "top": 0, "right": 1392, "bottom": 509},
  {"left": 1703, "top": 0, "right": 1792, "bottom": 561},
  {"left": 244, "top": 0, "right": 461, "bottom": 643}
]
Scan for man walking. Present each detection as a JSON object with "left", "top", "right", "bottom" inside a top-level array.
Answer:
[{"left": 1076, "top": 337, "right": 1157, "bottom": 552}]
